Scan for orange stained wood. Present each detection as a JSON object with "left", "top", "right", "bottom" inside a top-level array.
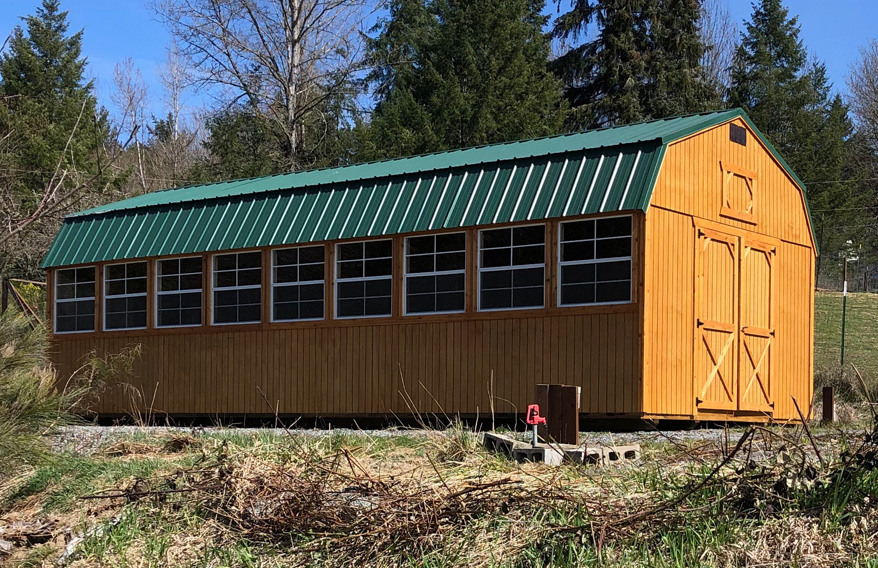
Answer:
[
  {"left": 48, "top": 118, "right": 816, "bottom": 424},
  {"left": 738, "top": 235, "right": 777, "bottom": 413},
  {"left": 53, "top": 310, "right": 644, "bottom": 417},
  {"left": 652, "top": 117, "right": 815, "bottom": 249},
  {"left": 50, "top": 214, "right": 647, "bottom": 418},
  {"left": 644, "top": 117, "right": 815, "bottom": 423},
  {"left": 694, "top": 224, "right": 740, "bottom": 412}
]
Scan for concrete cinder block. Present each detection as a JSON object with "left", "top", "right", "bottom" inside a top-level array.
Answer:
[
  {"left": 482, "top": 432, "right": 526, "bottom": 457},
  {"left": 481, "top": 433, "right": 640, "bottom": 467},
  {"left": 511, "top": 447, "right": 564, "bottom": 465},
  {"left": 564, "top": 446, "right": 605, "bottom": 465},
  {"left": 602, "top": 444, "right": 641, "bottom": 463}
]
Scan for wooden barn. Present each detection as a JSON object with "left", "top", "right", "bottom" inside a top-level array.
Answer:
[{"left": 42, "top": 109, "right": 816, "bottom": 423}]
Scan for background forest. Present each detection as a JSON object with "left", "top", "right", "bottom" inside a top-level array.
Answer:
[{"left": 1, "top": 0, "right": 877, "bottom": 290}]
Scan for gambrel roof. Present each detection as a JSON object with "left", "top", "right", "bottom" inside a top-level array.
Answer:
[{"left": 42, "top": 109, "right": 810, "bottom": 268}]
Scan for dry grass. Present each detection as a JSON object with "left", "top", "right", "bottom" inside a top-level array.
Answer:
[
  {"left": 0, "top": 312, "right": 142, "bottom": 478},
  {"left": 2, "top": 418, "right": 877, "bottom": 567}
]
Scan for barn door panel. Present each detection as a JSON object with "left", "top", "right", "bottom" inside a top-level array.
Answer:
[
  {"left": 738, "top": 237, "right": 775, "bottom": 412},
  {"left": 695, "top": 227, "right": 739, "bottom": 412}
]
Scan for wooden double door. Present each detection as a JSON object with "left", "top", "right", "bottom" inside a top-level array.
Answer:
[{"left": 694, "top": 224, "right": 776, "bottom": 414}]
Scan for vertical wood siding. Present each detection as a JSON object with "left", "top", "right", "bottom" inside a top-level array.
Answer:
[
  {"left": 651, "top": 118, "right": 814, "bottom": 249},
  {"left": 774, "top": 241, "right": 815, "bottom": 419},
  {"left": 643, "top": 207, "right": 695, "bottom": 417},
  {"left": 645, "top": 119, "right": 815, "bottom": 421},
  {"left": 52, "top": 311, "right": 642, "bottom": 417}
]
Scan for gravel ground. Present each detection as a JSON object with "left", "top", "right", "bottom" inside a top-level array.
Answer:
[{"left": 53, "top": 424, "right": 746, "bottom": 456}]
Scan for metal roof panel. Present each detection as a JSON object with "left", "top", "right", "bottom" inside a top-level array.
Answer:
[
  {"left": 69, "top": 109, "right": 741, "bottom": 219},
  {"left": 46, "top": 109, "right": 812, "bottom": 268}
]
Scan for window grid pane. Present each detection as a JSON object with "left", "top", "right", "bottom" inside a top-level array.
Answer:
[
  {"left": 55, "top": 267, "right": 96, "bottom": 333},
  {"left": 336, "top": 240, "right": 393, "bottom": 318},
  {"left": 213, "top": 252, "right": 262, "bottom": 324},
  {"left": 478, "top": 226, "right": 545, "bottom": 311},
  {"left": 558, "top": 217, "right": 632, "bottom": 306},
  {"left": 157, "top": 257, "right": 203, "bottom": 328},
  {"left": 405, "top": 233, "right": 466, "bottom": 315},
  {"left": 272, "top": 245, "right": 325, "bottom": 322},
  {"left": 104, "top": 262, "right": 148, "bottom": 330}
]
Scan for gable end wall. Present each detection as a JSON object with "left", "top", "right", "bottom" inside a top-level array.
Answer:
[{"left": 643, "top": 119, "right": 815, "bottom": 421}]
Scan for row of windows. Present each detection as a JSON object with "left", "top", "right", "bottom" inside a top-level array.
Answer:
[{"left": 54, "top": 217, "right": 633, "bottom": 333}]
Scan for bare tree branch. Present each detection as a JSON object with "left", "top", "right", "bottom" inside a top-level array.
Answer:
[
  {"left": 699, "top": 0, "right": 738, "bottom": 97},
  {"left": 152, "top": 0, "right": 372, "bottom": 171},
  {"left": 849, "top": 39, "right": 878, "bottom": 149},
  {"left": 112, "top": 58, "right": 150, "bottom": 192}
]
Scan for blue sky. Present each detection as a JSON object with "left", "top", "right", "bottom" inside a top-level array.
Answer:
[{"left": 1, "top": 0, "right": 876, "bottom": 118}]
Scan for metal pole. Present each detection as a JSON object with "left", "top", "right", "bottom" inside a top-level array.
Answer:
[
  {"left": 1, "top": 278, "right": 7, "bottom": 314},
  {"left": 841, "top": 258, "right": 848, "bottom": 367}
]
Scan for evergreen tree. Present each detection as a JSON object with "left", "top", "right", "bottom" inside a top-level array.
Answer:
[
  {"left": 646, "top": 0, "right": 717, "bottom": 117},
  {"left": 0, "top": 0, "right": 115, "bottom": 277},
  {"left": 194, "top": 81, "right": 366, "bottom": 183},
  {"left": 194, "top": 108, "right": 285, "bottom": 182},
  {"left": 552, "top": 0, "right": 717, "bottom": 129},
  {"left": 728, "top": 0, "right": 862, "bottom": 282},
  {"left": 727, "top": 0, "right": 814, "bottom": 163},
  {"left": 366, "top": 0, "right": 566, "bottom": 159},
  {"left": 0, "top": 0, "right": 110, "bottom": 195},
  {"left": 552, "top": 0, "right": 649, "bottom": 128}
]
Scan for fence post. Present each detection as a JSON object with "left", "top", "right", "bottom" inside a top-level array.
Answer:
[
  {"left": 1, "top": 278, "right": 7, "bottom": 314},
  {"left": 822, "top": 386, "right": 835, "bottom": 423},
  {"left": 841, "top": 258, "right": 848, "bottom": 366}
]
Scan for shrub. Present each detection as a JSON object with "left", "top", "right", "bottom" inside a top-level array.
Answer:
[
  {"left": 815, "top": 364, "right": 878, "bottom": 404},
  {"left": 0, "top": 314, "right": 81, "bottom": 474},
  {"left": 0, "top": 313, "right": 111, "bottom": 475}
]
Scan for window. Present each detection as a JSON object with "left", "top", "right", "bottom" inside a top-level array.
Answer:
[
  {"left": 336, "top": 240, "right": 393, "bottom": 318},
  {"left": 478, "top": 225, "right": 545, "bottom": 310},
  {"left": 730, "top": 123, "right": 747, "bottom": 146},
  {"left": 157, "top": 257, "right": 203, "bottom": 328},
  {"left": 213, "top": 251, "right": 262, "bottom": 324},
  {"left": 104, "top": 261, "right": 148, "bottom": 330},
  {"left": 558, "top": 216, "right": 632, "bottom": 306},
  {"left": 405, "top": 233, "right": 466, "bottom": 315},
  {"left": 272, "top": 245, "right": 325, "bottom": 321},
  {"left": 55, "top": 267, "right": 95, "bottom": 333}
]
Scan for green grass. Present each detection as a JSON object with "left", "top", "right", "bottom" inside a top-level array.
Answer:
[
  {"left": 815, "top": 291, "right": 878, "bottom": 379},
  {"left": 2, "top": 425, "right": 876, "bottom": 567},
  {"left": 3, "top": 452, "right": 192, "bottom": 513}
]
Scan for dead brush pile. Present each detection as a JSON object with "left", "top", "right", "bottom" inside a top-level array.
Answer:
[
  {"left": 546, "top": 417, "right": 878, "bottom": 565},
  {"left": 73, "top": 418, "right": 878, "bottom": 566},
  {"left": 82, "top": 430, "right": 594, "bottom": 564}
]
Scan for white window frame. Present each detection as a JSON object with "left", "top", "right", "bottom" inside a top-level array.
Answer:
[
  {"left": 211, "top": 250, "right": 263, "bottom": 326},
  {"left": 155, "top": 256, "right": 203, "bottom": 329},
  {"left": 557, "top": 214, "right": 633, "bottom": 308},
  {"left": 270, "top": 245, "right": 326, "bottom": 323},
  {"left": 103, "top": 261, "right": 148, "bottom": 331},
  {"left": 334, "top": 239, "right": 394, "bottom": 320},
  {"left": 403, "top": 232, "right": 467, "bottom": 316},
  {"left": 54, "top": 266, "right": 96, "bottom": 334},
  {"left": 477, "top": 223, "right": 546, "bottom": 312}
]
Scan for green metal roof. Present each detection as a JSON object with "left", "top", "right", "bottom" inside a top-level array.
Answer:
[{"left": 42, "top": 109, "right": 810, "bottom": 268}]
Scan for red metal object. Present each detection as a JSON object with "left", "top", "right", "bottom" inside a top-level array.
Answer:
[{"left": 526, "top": 404, "right": 546, "bottom": 425}]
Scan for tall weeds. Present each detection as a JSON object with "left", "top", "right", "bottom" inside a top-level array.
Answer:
[{"left": 0, "top": 313, "right": 138, "bottom": 476}]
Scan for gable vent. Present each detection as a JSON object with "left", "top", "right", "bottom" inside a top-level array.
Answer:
[{"left": 730, "top": 123, "right": 747, "bottom": 146}]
